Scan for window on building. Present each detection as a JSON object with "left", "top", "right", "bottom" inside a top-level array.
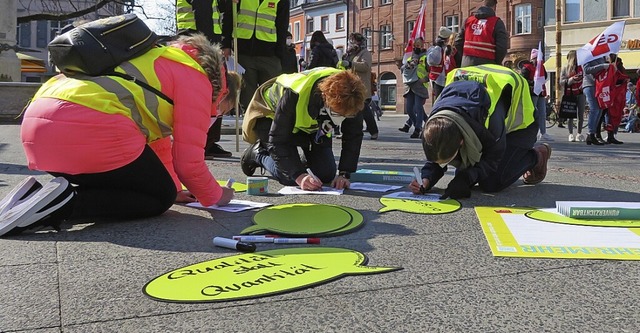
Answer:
[
  {"left": 565, "top": 0, "right": 580, "bottom": 22},
  {"left": 336, "top": 13, "right": 345, "bottom": 31},
  {"left": 380, "top": 24, "right": 392, "bottom": 49},
  {"left": 17, "top": 22, "right": 31, "bottom": 48},
  {"left": 306, "top": 18, "right": 314, "bottom": 34},
  {"left": 406, "top": 21, "right": 415, "bottom": 41},
  {"left": 362, "top": 0, "right": 372, "bottom": 8},
  {"left": 613, "top": 0, "right": 630, "bottom": 18},
  {"left": 514, "top": 4, "right": 532, "bottom": 35},
  {"left": 321, "top": 16, "right": 329, "bottom": 33},
  {"left": 380, "top": 0, "right": 392, "bottom": 5},
  {"left": 36, "top": 21, "right": 48, "bottom": 48},
  {"left": 362, "top": 27, "right": 372, "bottom": 51},
  {"left": 294, "top": 21, "right": 301, "bottom": 41},
  {"left": 445, "top": 15, "right": 459, "bottom": 33}
]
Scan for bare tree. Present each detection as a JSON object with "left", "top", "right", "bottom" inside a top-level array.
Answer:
[{"left": 16, "top": 0, "right": 153, "bottom": 24}]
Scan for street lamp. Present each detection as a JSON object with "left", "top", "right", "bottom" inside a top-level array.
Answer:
[{"left": 370, "top": 30, "right": 394, "bottom": 102}]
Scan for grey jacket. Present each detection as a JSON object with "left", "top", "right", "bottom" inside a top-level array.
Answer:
[
  {"left": 453, "top": 6, "right": 508, "bottom": 67},
  {"left": 582, "top": 57, "right": 610, "bottom": 88}
]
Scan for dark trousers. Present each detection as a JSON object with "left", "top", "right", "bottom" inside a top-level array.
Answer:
[
  {"left": 50, "top": 145, "right": 177, "bottom": 220},
  {"left": 362, "top": 98, "right": 379, "bottom": 135},
  {"left": 239, "top": 55, "right": 283, "bottom": 112},
  {"left": 478, "top": 122, "right": 539, "bottom": 192},
  {"left": 204, "top": 117, "right": 222, "bottom": 153}
]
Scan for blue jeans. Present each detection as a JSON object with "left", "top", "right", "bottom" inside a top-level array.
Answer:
[
  {"left": 583, "top": 86, "right": 603, "bottom": 134},
  {"left": 532, "top": 95, "right": 547, "bottom": 135},
  {"left": 405, "top": 91, "right": 426, "bottom": 131}
]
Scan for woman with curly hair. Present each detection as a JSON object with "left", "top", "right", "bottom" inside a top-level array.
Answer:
[
  {"left": 1, "top": 32, "right": 241, "bottom": 236},
  {"left": 240, "top": 68, "right": 366, "bottom": 191}
]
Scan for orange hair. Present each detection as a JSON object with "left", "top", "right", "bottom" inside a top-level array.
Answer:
[{"left": 317, "top": 71, "right": 365, "bottom": 117}]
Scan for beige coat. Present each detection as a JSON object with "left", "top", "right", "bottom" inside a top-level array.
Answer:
[{"left": 345, "top": 47, "right": 372, "bottom": 98}]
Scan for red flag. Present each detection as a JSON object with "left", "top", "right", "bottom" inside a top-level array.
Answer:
[{"left": 403, "top": 1, "right": 426, "bottom": 64}]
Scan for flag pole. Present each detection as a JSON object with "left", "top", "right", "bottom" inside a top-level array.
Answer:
[{"left": 233, "top": 2, "right": 240, "bottom": 153}]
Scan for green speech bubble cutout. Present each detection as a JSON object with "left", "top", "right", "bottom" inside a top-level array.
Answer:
[
  {"left": 378, "top": 192, "right": 461, "bottom": 214},
  {"left": 323, "top": 205, "right": 365, "bottom": 237},
  {"left": 242, "top": 203, "right": 354, "bottom": 236},
  {"left": 216, "top": 180, "right": 247, "bottom": 192},
  {"left": 143, "top": 247, "right": 402, "bottom": 303},
  {"left": 525, "top": 209, "right": 640, "bottom": 228}
]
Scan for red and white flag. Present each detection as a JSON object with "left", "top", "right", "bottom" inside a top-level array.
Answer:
[
  {"left": 403, "top": 1, "right": 427, "bottom": 64},
  {"left": 533, "top": 41, "right": 545, "bottom": 95},
  {"left": 577, "top": 21, "right": 625, "bottom": 66}
]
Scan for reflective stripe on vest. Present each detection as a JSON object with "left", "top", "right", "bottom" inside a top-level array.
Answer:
[
  {"left": 176, "top": 0, "right": 222, "bottom": 34},
  {"left": 263, "top": 67, "right": 342, "bottom": 133},
  {"left": 463, "top": 16, "right": 498, "bottom": 60},
  {"left": 235, "top": 0, "right": 280, "bottom": 42},
  {"left": 408, "top": 54, "right": 429, "bottom": 88},
  {"left": 446, "top": 64, "right": 535, "bottom": 133},
  {"left": 32, "top": 47, "right": 207, "bottom": 142}
]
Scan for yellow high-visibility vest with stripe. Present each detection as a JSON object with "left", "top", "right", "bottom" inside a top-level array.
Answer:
[
  {"left": 31, "top": 47, "right": 207, "bottom": 143},
  {"left": 407, "top": 54, "right": 429, "bottom": 89},
  {"left": 262, "top": 67, "right": 342, "bottom": 133},
  {"left": 445, "top": 64, "right": 535, "bottom": 133},
  {"left": 235, "top": 0, "right": 280, "bottom": 42},
  {"left": 176, "top": 0, "right": 222, "bottom": 34}
]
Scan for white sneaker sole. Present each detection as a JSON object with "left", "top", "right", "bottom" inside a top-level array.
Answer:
[
  {"left": 0, "top": 176, "right": 42, "bottom": 216},
  {"left": 0, "top": 178, "right": 72, "bottom": 236}
]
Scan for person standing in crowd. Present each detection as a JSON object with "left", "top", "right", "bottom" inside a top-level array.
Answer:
[
  {"left": 427, "top": 26, "right": 453, "bottom": 101},
  {"left": 175, "top": 0, "right": 233, "bottom": 158},
  {"left": 221, "top": 0, "right": 290, "bottom": 115},
  {"left": 281, "top": 31, "right": 299, "bottom": 74},
  {"left": 560, "top": 50, "right": 585, "bottom": 142},
  {"left": 453, "top": 0, "right": 507, "bottom": 67},
  {"left": 304, "top": 31, "right": 339, "bottom": 70},
  {"left": 409, "top": 65, "right": 550, "bottom": 199},
  {"left": 583, "top": 55, "right": 611, "bottom": 145},
  {"left": 240, "top": 69, "right": 365, "bottom": 190},
  {"left": 521, "top": 48, "right": 552, "bottom": 141},
  {"left": 339, "top": 32, "right": 378, "bottom": 140},
  {"left": 2, "top": 34, "right": 240, "bottom": 237},
  {"left": 600, "top": 55, "right": 628, "bottom": 144},
  {"left": 399, "top": 37, "right": 429, "bottom": 139}
]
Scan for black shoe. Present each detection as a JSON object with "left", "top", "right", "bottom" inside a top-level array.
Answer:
[
  {"left": 370, "top": 133, "right": 379, "bottom": 140},
  {"left": 586, "top": 133, "right": 604, "bottom": 146},
  {"left": 398, "top": 124, "right": 410, "bottom": 133},
  {"left": 1, "top": 177, "right": 74, "bottom": 237},
  {"left": 410, "top": 130, "right": 421, "bottom": 139},
  {"left": 205, "top": 143, "right": 232, "bottom": 159},
  {"left": 240, "top": 141, "right": 264, "bottom": 176},
  {"left": 594, "top": 133, "right": 608, "bottom": 144},
  {"left": 607, "top": 132, "right": 624, "bottom": 144}
]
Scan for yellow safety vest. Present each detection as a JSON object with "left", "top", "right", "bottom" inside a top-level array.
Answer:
[
  {"left": 407, "top": 54, "right": 429, "bottom": 89},
  {"left": 445, "top": 64, "right": 535, "bottom": 133},
  {"left": 176, "top": 0, "right": 222, "bottom": 34},
  {"left": 32, "top": 47, "right": 207, "bottom": 143},
  {"left": 262, "top": 67, "right": 342, "bottom": 133},
  {"left": 235, "top": 0, "right": 280, "bottom": 42}
]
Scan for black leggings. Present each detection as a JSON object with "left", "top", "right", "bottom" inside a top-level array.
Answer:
[{"left": 50, "top": 145, "right": 177, "bottom": 220}]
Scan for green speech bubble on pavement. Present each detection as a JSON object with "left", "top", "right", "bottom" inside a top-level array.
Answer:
[
  {"left": 216, "top": 180, "right": 247, "bottom": 192},
  {"left": 241, "top": 203, "right": 357, "bottom": 236},
  {"left": 379, "top": 192, "right": 461, "bottom": 214},
  {"left": 526, "top": 209, "right": 640, "bottom": 228},
  {"left": 143, "top": 247, "right": 402, "bottom": 303}
]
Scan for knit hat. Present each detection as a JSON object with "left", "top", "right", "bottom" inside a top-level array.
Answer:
[
  {"left": 438, "top": 26, "right": 453, "bottom": 39},
  {"left": 530, "top": 49, "right": 539, "bottom": 59}
]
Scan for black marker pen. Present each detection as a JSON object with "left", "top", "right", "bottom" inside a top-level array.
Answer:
[{"left": 213, "top": 237, "right": 256, "bottom": 253}]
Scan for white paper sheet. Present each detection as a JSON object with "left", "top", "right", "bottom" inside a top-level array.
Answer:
[
  {"left": 277, "top": 186, "right": 344, "bottom": 195},
  {"left": 349, "top": 182, "right": 403, "bottom": 193},
  {"left": 187, "top": 200, "right": 271, "bottom": 213},
  {"left": 382, "top": 191, "right": 441, "bottom": 202}
]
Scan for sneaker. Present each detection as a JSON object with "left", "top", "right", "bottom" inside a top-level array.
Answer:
[
  {"left": 398, "top": 124, "right": 410, "bottom": 133},
  {"left": 205, "top": 143, "right": 232, "bottom": 160},
  {"left": 410, "top": 130, "right": 421, "bottom": 139},
  {"left": 523, "top": 144, "right": 552, "bottom": 185},
  {"left": 0, "top": 177, "right": 74, "bottom": 237},
  {"left": 568, "top": 134, "right": 575, "bottom": 142},
  {"left": 240, "top": 141, "right": 265, "bottom": 176},
  {"left": 0, "top": 176, "right": 42, "bottom": 216},
  {"left": 540, "top": 133, "right": 554, "bottom": 141},
  {"left": 577, "top": 133, "right": 585, "bottom": 142},
  {"left": 370, "top": 133, "right": 379, "bottom": 140}
]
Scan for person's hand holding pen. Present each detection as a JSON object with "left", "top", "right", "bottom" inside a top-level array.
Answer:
[
  {"left": 216, "top": 178, "right": 236, "bottom": 206},
  {"left": 295, "top": 168, "right": 323, "bottom": 191},
  {"left": 409, "top": 167, "right": 429, "bottom": 195}
]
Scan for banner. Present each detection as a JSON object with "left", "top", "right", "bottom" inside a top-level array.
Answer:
[
  {"left": 577, "top": 21, "right": 625, "bottom": 65},
  {"left": 403, "top": 1, "right": 427, "bottom": 64},
  {"left": 533, "top": 41, "right": 545, "bottom": 95}
]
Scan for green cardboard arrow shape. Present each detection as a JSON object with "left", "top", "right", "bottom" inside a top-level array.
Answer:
[
  {"left": 242, "top": 203, "right": 354, "bottom": 236},
  {"left": 143, "top": 247, "right": 402, "bottom": 303}
]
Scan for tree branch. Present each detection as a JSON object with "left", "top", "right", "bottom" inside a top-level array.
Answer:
[{"left": 17, "top": 0, "right": 115, "bottom": 24}]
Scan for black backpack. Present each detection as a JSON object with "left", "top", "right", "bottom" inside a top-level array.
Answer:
[{"left": 48, "top": 14, "right": 173, "bottom": 104}]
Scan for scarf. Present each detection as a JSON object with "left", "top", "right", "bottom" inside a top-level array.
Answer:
[{"left": 427, "top": 110, "right": 482, "bottom": 169}]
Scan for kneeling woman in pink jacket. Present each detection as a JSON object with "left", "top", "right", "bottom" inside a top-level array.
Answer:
[{"left": 0, "top": 33, "right": 240, "bottom": 236}]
